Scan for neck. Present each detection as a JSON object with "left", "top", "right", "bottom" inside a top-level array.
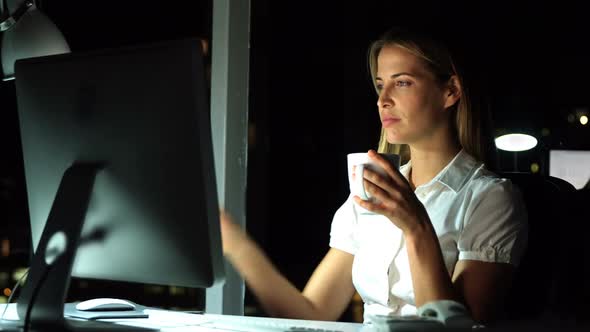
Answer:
[{"left": 408, "top": 140, "right": 461, "bottom": 190}]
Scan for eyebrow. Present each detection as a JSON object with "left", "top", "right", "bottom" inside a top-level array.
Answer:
[{"left": 375, "top": 72, "right": 416, "bottom": 81}]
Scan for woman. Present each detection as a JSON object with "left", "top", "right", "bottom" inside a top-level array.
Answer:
[{"left": 220, "top": 27, "right": 528, "bottom": 324}]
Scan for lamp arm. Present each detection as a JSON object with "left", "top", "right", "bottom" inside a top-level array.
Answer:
[{"left": 0, "top": 0, "right": 34, "bottom": 32}]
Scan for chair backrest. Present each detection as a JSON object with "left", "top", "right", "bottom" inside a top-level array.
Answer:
[{"left": 499, "top": 172, "right": 578, "bottom": 321}]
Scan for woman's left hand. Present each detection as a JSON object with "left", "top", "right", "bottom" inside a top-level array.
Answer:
[{"left": 353, "top": 150, "right": 431, "bottom": 235}]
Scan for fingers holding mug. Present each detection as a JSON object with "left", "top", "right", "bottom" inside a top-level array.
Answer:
[{"left": 347, "top": 151, "right": 401, "bottom": 213}]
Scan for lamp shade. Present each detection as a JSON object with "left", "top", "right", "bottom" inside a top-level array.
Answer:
[
  {"left": 1, "top": 3, "right": 69, "bottom": 79},
  {"left": 495, "top": 133, "right": 538, "bottom": 152}
]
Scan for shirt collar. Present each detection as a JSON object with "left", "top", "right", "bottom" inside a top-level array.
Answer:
[{"left": 398, "top": 149, "right": 482, "bottom": 193}]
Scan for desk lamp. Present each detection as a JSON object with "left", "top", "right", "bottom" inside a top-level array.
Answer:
[{"left": 1, "top": 0, "right": 69, "bottom": 81}]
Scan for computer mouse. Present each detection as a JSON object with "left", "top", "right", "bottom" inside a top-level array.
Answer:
[{"left": 75, "top": 298, "right": 137, "bottom": 311}]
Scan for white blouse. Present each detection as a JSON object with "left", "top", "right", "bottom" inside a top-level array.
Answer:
[{"left": 329, "top": 149, "right": 528, "bottom": 322}]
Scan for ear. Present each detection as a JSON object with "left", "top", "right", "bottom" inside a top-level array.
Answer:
[{"left": 443, "top": 75, "right": 462, "bottom": 110}]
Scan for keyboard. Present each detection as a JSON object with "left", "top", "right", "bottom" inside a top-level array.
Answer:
[
  {"left": 200, "top": 314, "right": 364, "bottom": 332},
  {"left": 98, "top": 309, "right": 364, "bottom": 332}
]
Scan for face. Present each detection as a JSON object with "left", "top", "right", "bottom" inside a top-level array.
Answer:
[{"left": 375, "top": 45, "right": 456, "bottom": 147}]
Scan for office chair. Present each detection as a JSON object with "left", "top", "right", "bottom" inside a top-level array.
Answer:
[
  {"left": 568, "top": 185, "right": 590, "bottom": 323},
  {"left": 499, "top": 172, "right": 579, "bottom": 322}
]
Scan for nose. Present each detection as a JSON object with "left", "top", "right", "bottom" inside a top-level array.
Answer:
[{"left": 377, "top": 88, "right": 393, "bottom": 110}]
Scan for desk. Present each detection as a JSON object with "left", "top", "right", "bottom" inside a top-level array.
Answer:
[
  {"left": 5, "top": 304, "right": 589, "bottom": 331},
  {"left": 0, "top": 303, "right": 366, "bottom": 331}
]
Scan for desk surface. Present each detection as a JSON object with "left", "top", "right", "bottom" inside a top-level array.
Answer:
[
  {"left": 3, "top": 304, "right": 589, "bottom": 331},
  {"left": 0, "top": 303, "right": 366, "bottom": 331}
]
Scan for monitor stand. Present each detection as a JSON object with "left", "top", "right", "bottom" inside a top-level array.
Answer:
[{"left": 16, "top": 163, "right": 153, "bottom": 332}]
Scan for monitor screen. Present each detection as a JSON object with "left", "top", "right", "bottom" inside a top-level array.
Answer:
[
  {"left": 13, "top": 38, "right": 225, "bottom": 326},
  {"left": 549, "top": 150, "right": 590, "bottom": 189}
]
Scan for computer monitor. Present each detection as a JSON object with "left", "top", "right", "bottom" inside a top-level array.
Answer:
[
  {"left": 549, "top": 150, "right": 590, "bottom": 189},
  {"left": 13, "top": 38, "right": 224, "bottom": 330}
]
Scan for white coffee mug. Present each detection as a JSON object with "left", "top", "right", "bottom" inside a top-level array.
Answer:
[{"left": 347, "top": 152, "right": 401, "bottom": 210}]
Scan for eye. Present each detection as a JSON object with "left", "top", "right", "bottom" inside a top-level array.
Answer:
[
  {"left": 375, "top": 83, "right": 384, "bottom": 91},
  {"left": 395, "top": 80, "right": 412, "bottom": 87}
]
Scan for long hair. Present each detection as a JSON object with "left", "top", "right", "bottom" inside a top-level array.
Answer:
[{"left": 368, "top": 27, "right": 495, "bottom": 168}]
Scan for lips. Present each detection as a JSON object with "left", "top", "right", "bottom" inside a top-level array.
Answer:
[{"left": 381, "top": 116, "right": 400, "bottom": 127}]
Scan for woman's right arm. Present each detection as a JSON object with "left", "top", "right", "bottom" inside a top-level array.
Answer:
[{"left": 220, "top": 211, "right": 356, "bottom": 321}]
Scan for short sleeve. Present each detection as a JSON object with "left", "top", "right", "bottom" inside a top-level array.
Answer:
[
  {"left": 458, "top": 178, "right": 528, "bottom": 266},
  {"left": 329, "top": 194, "right": 359, "bottom": 255}
]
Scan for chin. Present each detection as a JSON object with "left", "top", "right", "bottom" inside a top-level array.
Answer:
[{"left": 385, "top": 132, "right": 408, "bottom": 145}]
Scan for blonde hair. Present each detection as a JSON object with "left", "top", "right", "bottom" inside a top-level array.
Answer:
[{"left": 368, "top": 28, "right": 491, "bottom": 166}]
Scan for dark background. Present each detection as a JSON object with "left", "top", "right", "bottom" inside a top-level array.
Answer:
[{"left": 0, "top": 0, "right": 589, "bottom": 322}]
